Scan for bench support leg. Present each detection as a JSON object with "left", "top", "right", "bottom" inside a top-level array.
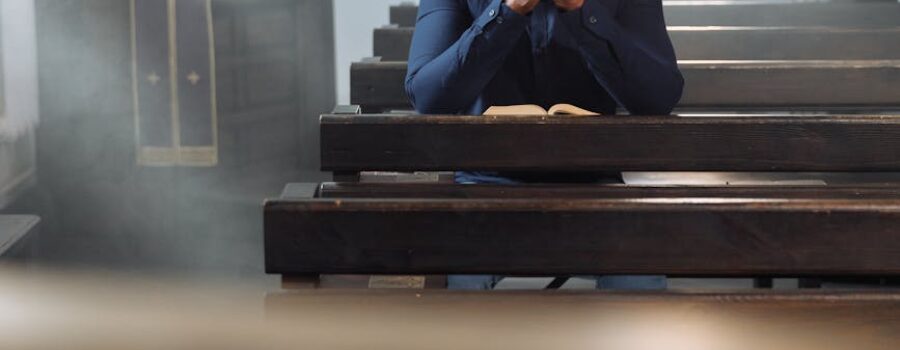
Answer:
[
  {"left": 282, "top": 275, "right": 321, "bottom": 289},
  {"left": 799, "top": 278, "right": 823, "bottom": 289},
  {"left": 753, "top": 278, "right": 774, "bottom": 289}
]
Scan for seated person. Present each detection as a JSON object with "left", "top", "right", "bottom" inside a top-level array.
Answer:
[{"left": 405, "top": 0, "right": 684, "bottom": 290}]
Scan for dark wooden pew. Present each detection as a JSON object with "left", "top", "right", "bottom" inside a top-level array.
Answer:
[
  {"left": 680, "top": 60, "right": 900, "bottom": 110},
  {"left": 670, "top": 27, "right": 900, "bottom": 61},
  {"left": 351, "top": 58, "right": 900, "bottom": 113},
  {"left": 373, "top": 26, "right": 413, "bottom": 61},
  {"left": 665, "top": 1, "right": 900, "bottom": 27},
  {"left": 266, "top": 114, "right": 900, "bottom": 284},
  {"left": 317, "top": 183, "right": 900, "bottom": 200},
  {"left": 389, "top": 3, "right": 418, "bottom": 28},
  {"left": 268, "top": 185, "right": 900, "bottom": 277},
  {"left": 0, "top": 215, "right": 39, "bottom": 263},
  {"left": 390, "top": 1, "right": 900, "bottom": 28},
  {"left": 374, "top": 26, "right": 900, "bottom": 62},
  {"left": 321, "top": 114, "right": 900, "bottom": 172}
]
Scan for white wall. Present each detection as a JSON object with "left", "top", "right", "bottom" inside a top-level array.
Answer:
[{"left": 333, "top": 0, "right": 417, "bottom": 105}]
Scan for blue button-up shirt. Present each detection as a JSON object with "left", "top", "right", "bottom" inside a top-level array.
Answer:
[{"left": 405, "top": 0, "right": 684, "bottom": 116}]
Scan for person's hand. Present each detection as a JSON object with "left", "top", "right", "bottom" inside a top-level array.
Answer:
[
  {"left": 553, "top": 0, "right": 585, "bottom": 11},
  {"left": 504, "top": 0, "right": 539, "bottom": 15}
]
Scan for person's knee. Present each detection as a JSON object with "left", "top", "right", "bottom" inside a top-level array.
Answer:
[{"left": 597, "top": 275, "right": 667, "bottom": 290}]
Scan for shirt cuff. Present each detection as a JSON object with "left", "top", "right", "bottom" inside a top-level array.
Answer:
[
  {"left": 473, "top": 0, "right": 529, "bottom": 31},
  {"left": 557, "top": 0, "right": 619, "bottom": 42}
]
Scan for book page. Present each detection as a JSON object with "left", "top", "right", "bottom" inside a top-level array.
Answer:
[
  {"left": 548, "top": 104, "right": 600, "bottom": 116},
  {"left": 483, "top": 105, "right": 548, "bottom": 116}
]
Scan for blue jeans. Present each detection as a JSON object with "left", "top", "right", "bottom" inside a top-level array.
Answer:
[
  {"left": 448, "top": 275, "right": 668, "bottom": 290},
  {"left": 452, "top": 172, "right": 667, "bottom": 291}
]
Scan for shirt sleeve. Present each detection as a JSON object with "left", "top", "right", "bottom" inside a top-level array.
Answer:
[
  {"left": 405, "top": 0, "right": 529, "bottom": 114},
  {"left": 558, "top": 0, "right": 684, "bottom": 115}
]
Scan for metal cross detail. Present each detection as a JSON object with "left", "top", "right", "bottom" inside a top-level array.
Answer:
[
  {"left": 147, "top": 72, "right": 161, "bottom": 85},
  {"left": 187, "top": 71, "right": 201, "bottom": 85}
]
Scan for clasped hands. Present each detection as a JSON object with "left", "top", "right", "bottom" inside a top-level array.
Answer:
[{"left": 505, "top": 0, "right": 584, "bottom": 15}]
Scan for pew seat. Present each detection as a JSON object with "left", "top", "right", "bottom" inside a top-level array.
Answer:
[
  {"left": 374, "top": 26, "right": 900, "bottom": 62},
  {"left": 265, "top": 113, "right": 900, "bottom": 288},
  {"left": 351, "top": 58, "right": 900, "bottom": 113},
  {"left": 389, "top": 1, "right": 900, "bottom": 28},
  {"left": 267, "top": 183, "right": 900, "bottom": 277}
]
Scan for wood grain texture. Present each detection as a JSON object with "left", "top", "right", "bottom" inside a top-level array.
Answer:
[
  {"left": 664, "top": 1, "right": 900, "bottom": 27},
  {"left": 390, "top": 2, "right": 900, "bottom": 28},
  {"left": 320, "top": 114, "right": 900, "bottom": 172},
  {"left": 679, "top": 60, "right": 900, "bottom": 108},
  {"left": 375, "top": 26, "right": 900, "bottom": 62},
  {"left": 318, "top": 183, "right": 900, "bottom": 199},
  {"left": 350, "top": 59, "right": 900, "bottom": 112},
  {"left": 265, "top": 196, "right": 900, "bottom": 276},
  {"left": 671, "top": 27, "right": 900, "bottom": 60}
]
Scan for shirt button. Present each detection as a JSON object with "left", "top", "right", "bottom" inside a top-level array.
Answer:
[
  {"left": 497, "top": 16, "right": 504, "bottom": 24},
  {"left": 589, "top": 16, "right": 598, "bottom": 24},
  {"left": 489, "top": 9, "right": 496, "bottom": 17}
]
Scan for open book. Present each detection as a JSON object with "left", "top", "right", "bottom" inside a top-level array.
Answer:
[{"left": 483, "top": 104, "right": 600, "bottom": 117}]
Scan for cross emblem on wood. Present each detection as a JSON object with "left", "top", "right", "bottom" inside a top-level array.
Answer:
[
  {"left": 147, "top": 72, "right": 161, "bottom": 85},
  {"left": 187, "top": 71, "right": 201, "bottom": 85}
]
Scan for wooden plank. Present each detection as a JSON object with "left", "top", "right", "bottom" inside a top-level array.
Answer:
[
  {"left": 0, "top": 215, "right": 39, "bottom": 261},
  {"left": 665, "top": 1, "right": 900, "bottom": 27},
  {"left": 373, "top": 26, "right": 412, "bottom": 61},
  {"left": 350, "top": 59, "right": 900, "bottom": 112},
  {"left": 672, "top": 27, "right": 900, "bottom": 60},
  {"left": 374, "top": 26, "right": 900, "bottom": 61},
  {"left": 317, "top": 183, "right": 900, "bottom": 199},
  {"left": 390, "top": 2, "right": 900, "bottom": 28},
  {"left": 389, "top": 3, "right": 417, "bottom": 27},
  {"left": 680, "top": 60, "right": 900, "bottom": 108},
  {"left": 265, "top": 197, "right": 900, "bottom": 276},
  {"left": 320, "top": 114, "right": 900, "bottom": 172},
  {"left": 350, "top": 59, "right": 407, "bottom": 113}
]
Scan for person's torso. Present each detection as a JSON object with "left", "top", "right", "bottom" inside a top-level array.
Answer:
[{"left": 462, "top": 0, "right": 621, "bottom": 115}]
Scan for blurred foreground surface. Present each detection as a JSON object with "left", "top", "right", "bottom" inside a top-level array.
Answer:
[{"left": 0, "top": 268, "right": 899, "bottom": 350}]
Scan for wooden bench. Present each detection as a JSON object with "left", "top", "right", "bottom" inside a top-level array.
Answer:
[
  {"left": 0, "top": 215, "right": 39, "bottom": 264},
  {"left": 374, "top": 26, "right": 900, "bottom": 62},
  {"left": 265, "top": 113, "right": 900, "bottom": 287},
  {"left": 351, "top": 58, "right": 900, "bottom": 113},
  {"left": 389, "top": 1, "right": 900, "bottom": 28}
]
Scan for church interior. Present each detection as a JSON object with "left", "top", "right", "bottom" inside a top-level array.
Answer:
[{"left": 2, "top": 0, "right": 900, "bottom": 348}]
